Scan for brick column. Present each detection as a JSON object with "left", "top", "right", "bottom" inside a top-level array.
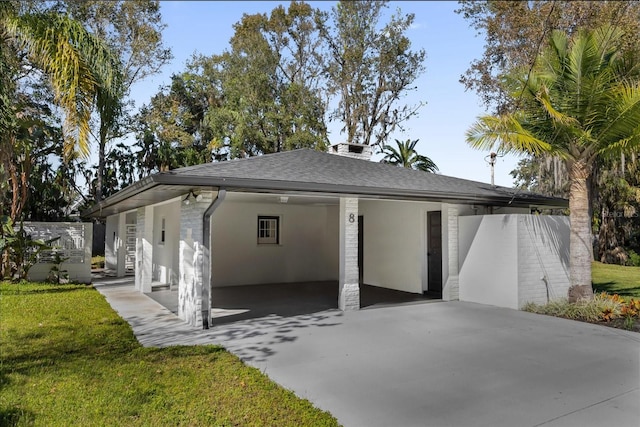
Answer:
[
  {"left": 179, "top": 199, "right": 208, "bottom": 327},
  {"left": 116, "top": 212, "right": 127, "bottom": 277},
  {"left": 135, "top": 206, "right": 153, "bottom": 292},
  {"left": 339, "top": 197, "right": 360, "bottom": 310},
  {"left": 443, "top": 204, "right": 459, "bottom": 301}
]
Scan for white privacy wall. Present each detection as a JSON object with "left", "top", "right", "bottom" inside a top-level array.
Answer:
[
  {"left": 517, "top": 215, "right": 570, "bottom": 305},
  {"left": 458, "top": 214, "right": 570, "bottom": 309},
  {"left": 458, "top": 215, "right": 519, "bottom": 308},
  {"left": 25, "top": 222, "right": 93, "bottom": 283},
  {"left": 210, "top": 199, "right": 338, "bottom": 286}
]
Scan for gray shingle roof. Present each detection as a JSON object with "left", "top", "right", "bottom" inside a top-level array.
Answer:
[{"left": 85, "top": 149, "right": 566, "bottom": 217}]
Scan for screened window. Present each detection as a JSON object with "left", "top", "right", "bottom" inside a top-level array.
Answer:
[{"left": 257, "top": 216, "right": 279, "bottom": 245}]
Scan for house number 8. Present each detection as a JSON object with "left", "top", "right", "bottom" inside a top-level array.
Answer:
[{"left": 349, "top": 213, "right": 355, "bottom": 223}]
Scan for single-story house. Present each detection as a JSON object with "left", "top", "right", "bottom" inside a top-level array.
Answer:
[{"left": 85, "top": 143, "right": 570, "bottom": 328}]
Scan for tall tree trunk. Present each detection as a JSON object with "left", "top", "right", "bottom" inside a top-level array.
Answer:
[
  {"left": 568, "top": 159, "right": 594, "bottom": 299},
  {"left": 96, "top": 120, "right": 108, "bottom": 202}
]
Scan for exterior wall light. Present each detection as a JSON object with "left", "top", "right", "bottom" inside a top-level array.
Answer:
[{"left": 183, "top": 190, "right": 203, "bottom": 205}]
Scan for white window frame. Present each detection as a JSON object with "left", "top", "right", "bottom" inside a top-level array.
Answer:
[{"left": 257, "top": 215, "right": 280, "bottom": 245}]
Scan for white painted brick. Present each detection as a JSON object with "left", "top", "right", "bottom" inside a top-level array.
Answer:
[
  {"left": 178, "top": 200, "right": 209, "bottom": 327},
  {"left": 517, "top": 216, "right": 570, "bottom": 307},
  {"left": 443, "top": 204, "right": 459, "bottom": 301},
  {"left": 339, "top": 197, "right": 360, "bottom": 310}
]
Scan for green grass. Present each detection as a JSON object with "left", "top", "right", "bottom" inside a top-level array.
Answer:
[
  {"left": 592, "top": 261, "right": 640, "bottom": 298},
  {"left": 0, "top": 282, "right": 340, "bottom": 427}
]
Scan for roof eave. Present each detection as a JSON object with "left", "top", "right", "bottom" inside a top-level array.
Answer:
[
  {"left": 81, "top": 175, "right": 159, "bottom": 217},
  {"left": 154, "top": 174, "right": 565, "bottom": 208},
  {"left": 84, "top": 172, "right": 567, "bottom": 219}
]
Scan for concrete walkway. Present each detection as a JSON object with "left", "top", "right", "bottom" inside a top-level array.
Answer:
[{"left": 95, "top": 280, "right": 640, "bottom": 427}]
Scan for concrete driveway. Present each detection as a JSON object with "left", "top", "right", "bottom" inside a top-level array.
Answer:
[{"left": 97, "top": 282, "right": 640, "bottom": 427}]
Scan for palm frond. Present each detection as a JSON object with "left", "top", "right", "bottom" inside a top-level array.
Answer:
[
  {"left": 466, "top": 114, "right": 552, "bottom": 156},
  {"left": 597, "top": 81, "right": 640, "bottom": 152},
  {"left": 5, "top": 12, "right": 121, "bottom": 159},
  {"left": 535, "top": 84, "right": 580, "bottom": 128}
]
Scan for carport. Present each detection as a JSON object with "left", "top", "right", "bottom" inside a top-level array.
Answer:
[{"left": 86, "top": 144, "right": 567, "bottom": 329}]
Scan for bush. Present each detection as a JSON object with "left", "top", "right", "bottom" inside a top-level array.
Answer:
[
  {"left": 523, "top": 293, "right": 640, "bottom": 330},
  {"left": 627, "top": 249, "right": 640, "bottom": 267}
]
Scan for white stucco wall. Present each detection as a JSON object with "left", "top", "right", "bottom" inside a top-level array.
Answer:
[
  {"left": 210, "top": 197, "right": 337, "bottom": 286},
  {"left": 459, "top": 214, "right": 570, "bottom": 309},
  {"left": 105, "top": 215, "right": 118, "bottom": 272},
  {"left": 360, "top": 200, "right": 422, "bottom": 293},
  {"left": 359, "top": 199, "right": 448, "bottom": 294},
  {"left": 324, "top": 205, "right": 340, "bottom": 279},
  {"left": 152, "top": 200, "right": 180, "bottom": 285},
  {"left": 459, "top": 215, "right": 519, "bottom": 308}
]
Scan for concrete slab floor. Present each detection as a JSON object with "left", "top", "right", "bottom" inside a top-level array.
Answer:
[
  {"left": 145, "top": 281, "right": 436, "bottom": 324},
  {"left": 95, "top": 281, "right": 640, "bottom": 427}
]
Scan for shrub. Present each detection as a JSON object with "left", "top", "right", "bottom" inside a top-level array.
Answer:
[
  {"left": 626, "top": 249, "right": 640, "bottom": 267},
  {"left": 523, "top": 293, "right": 640, "bottom": 330},
  {"left": 0, "top": 216, "right": 58, "bottom": 281}
]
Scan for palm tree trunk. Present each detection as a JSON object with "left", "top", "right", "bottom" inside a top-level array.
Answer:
[
  {"left": 568, "top": 159, "right": 594, "bottom": 300},
  {"left": 96, "top": 117, "right": 110, "bottom": 202}
]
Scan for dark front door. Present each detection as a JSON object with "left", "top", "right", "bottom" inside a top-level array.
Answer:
[
  {"left": 427, "top": 211, "right": 442, "bottom": 296},
  {"left": 358, "top": 215, "right": 364, "bottom": 285}
]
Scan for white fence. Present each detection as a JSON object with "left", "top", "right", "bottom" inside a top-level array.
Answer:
[{"left": 23, "top": 222, "right": 93, "bottom": 283}]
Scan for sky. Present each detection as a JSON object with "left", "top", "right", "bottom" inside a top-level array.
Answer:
[{"left": 128, "top": 1, "right": 522, "bottom": 187}]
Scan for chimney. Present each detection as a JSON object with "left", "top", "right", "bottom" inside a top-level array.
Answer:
[{"left": 329, "top": 142, "right": 372, "bottom": 161}]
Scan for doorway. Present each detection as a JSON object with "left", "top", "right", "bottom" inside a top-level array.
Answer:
[{"left": 427, "top": 211, "right": 442, "bottom": 297}]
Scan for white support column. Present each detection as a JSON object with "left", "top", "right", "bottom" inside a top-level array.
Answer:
[
  {"left": 116, "top": 212, "right": 126, "bottom": 277},
  {"left": 134, "top": 208, "right": 144, "bottom": 291},
  {"left": 178, "top": 199, "right": 208, "bottom": 327},
  {"left": 142, "top": 206, "right": 154, "bottom": 293},
  {"left": 339, "top": 197, "right": 360, "bottom": 310},
  {"left": 443, "top": 204, "right": 460, "bottom": 301},
  {"left": 135, "top": 206, "right": 153, "bottom": 293}
]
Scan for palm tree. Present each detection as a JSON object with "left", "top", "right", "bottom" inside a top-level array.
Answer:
[
  {"left": 1, "top": 2, "right": 121, "bottom": 159},
  {"left": 381, "top": 138, "right": 438, "bottom": 172},
  {"left": 466, "top": 25, "right": 640, "bottom": 298},
  {"left": 0, "top": 2, "right": 120, "bottom": 220}
]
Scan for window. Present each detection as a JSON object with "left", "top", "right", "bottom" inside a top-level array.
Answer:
[
  {"left": 257, "top": 216, "right": 279, "bottom": 245},
  {"left": 160, "top": 218, "right": 166, "bottom": 244}
]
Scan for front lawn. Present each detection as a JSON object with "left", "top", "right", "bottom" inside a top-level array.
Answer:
[
  {"left": 592, "top": 261, "right": 640, "bottom": 298},
  {"left": 0, "top": 282, "right": 339, "bottom": 426}
]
